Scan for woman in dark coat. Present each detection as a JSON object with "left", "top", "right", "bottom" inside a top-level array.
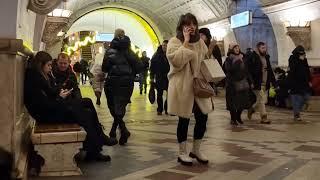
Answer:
[
  {"left": 24, "top": 51, "right": 113, "bottom": 162},
  {"left": 225, "top": 44, "right": 253, "bottom": 125},
  {"left": 287, "top": 45, "right": 312, "bottom": 121},
  {"left": 102, "top": 34, "right": 142, "bottom": 145}
]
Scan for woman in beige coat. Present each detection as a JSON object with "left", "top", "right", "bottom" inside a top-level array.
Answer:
[{"left": 167, "top": 13, "right": 214, "bottom": 166}]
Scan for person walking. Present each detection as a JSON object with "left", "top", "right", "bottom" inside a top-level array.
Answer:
[
  {"left": 246, "top": 42, "right": 276, "bottom": 124},
  {"left": 150, "top": 40, "right": 170, "bottom": 115},
  {"left": 139, "top": 51, "right": 150, "bottom": 94},
  {"left": 287, "top": 45, "right": 312, "bottom": 121},
  {"left": 224, "top": 43, "right": 252, "bottom": 125},
  {"left": 102, "top": 29, "right": 142, "bottom": 145}
]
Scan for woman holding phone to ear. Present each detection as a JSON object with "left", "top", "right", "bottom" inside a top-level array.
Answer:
[
  {"left": 24, "top": 51, "right": 116, "bottom": 162},
  {"left": 166, "top": 13, "right": 214, "bottom": 166}
]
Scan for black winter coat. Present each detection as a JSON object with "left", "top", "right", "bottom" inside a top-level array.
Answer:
[
  {"left": 53, "top": 66, "right": 82, "bottom": 100},
  {"left": 140, "top": 56, "right": 150, "bottom": 76},
  {"left": 246, "top": 51, "right": 275, "bottom": 90},
  {"left": 24, "top": 68, "right": 70, "bottom": 122},
  {"left": 150, "top": 46, "right": 170, "bottom": 90},
  {"left": 102, "top": 36, "right": 142, "bottom": 96},
  {"left": 225, "top": 53, "right": 253, "bottom": 111},
  {"left": 287, "top": 48, "right": 311, "bottom": 95}
]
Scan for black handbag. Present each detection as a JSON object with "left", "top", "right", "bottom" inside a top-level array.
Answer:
[{"left": 149, "top": 82, "right": 156, "bottom": 104}]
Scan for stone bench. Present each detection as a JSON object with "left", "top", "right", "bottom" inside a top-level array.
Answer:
[{"left": 31, "top": 123, "right": 86, "bottom": 177}]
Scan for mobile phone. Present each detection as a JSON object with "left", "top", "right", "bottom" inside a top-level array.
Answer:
[{"left": 67, "top": 88, "right": 74, "bottom": 93}]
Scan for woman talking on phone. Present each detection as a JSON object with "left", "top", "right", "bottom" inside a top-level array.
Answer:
[
  {"left": 166, "top": 13, "right": 214, "bottom": 166},
  {"left": 24, "top": 51, "right": 115, "bottom": 162}
]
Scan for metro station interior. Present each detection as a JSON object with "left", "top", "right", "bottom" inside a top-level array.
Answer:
[{"left": 0, "top": 0, "right": 320, "bottom": 179}]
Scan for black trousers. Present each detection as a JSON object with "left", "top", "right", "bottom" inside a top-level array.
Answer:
[
  {"left": 104, "top": 85, "right": 133, "bottom": 130},
  {"left": 157, "top": 88, "right": 167, "bottom": 113},
  {"left": 230, "top": 109, "right": 243, "bottom": 121},
  {"left": 177, "top": 104, "right": 208, "bottom": 143},
  {"left": 43, "top": 98, "right": 105, "bottom": 154}
]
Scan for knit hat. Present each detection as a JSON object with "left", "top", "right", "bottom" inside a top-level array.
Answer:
[{"left": 229, "top": 43, "right": 239, "bottom": 50}]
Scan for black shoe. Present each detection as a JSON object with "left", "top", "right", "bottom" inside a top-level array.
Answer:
[
  {"left": 157, "top": 112, "right": 162, "bottom": 116},
  {"left": 165, "top": 111, "right": 169, "bottom": 115},
  {"left": 236, "top": 119, "right": 244, "bottom": 125},
  {"left": 85, "top": 152, "right": 111, "bottom": 162},
  {"left": 103, "top": 135, "right": 118, "bottom": 146},
  {"left": 119, "top": 130, "right": 131, "bottom": 145},
  {"left": 230, "top": 120, "right": 238, "bottom": 126},
  {"left": 96, "top": 99, "right": 101, "bottom": 105},
  {"left": 140, "top": 91, "right": 143, "bottom": 95}
]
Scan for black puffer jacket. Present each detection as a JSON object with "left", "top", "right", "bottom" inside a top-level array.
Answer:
[
  {"left": 150, "top": 45, "right": 170, "bottom": 90},
  {"left": 287, "top": 46, "right": 311, "bottom": 95},
  {"left": 102, "top": 36, "right": 142, "bottom": 90}
]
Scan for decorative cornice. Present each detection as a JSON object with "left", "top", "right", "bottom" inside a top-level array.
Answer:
[
  {"left": 263, "top": 0, "right": 318, "bottom": 14},
  {"left": 286, "top": 26, "right": 312, "bottom": 50},
  {"left": 42, "top": 17, "right": 68, "bottom": 49},
  {"left": 28, "top": 0, "right": 63, "bottom": 15},
  {"left": 0, "top": 39, "right": 33, "bottom": 56}
]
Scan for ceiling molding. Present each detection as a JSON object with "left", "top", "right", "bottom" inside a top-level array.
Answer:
[{"left": 28, "top": 0, "right": 63, "bottom": 15}]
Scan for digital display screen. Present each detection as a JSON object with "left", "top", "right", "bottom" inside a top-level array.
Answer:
[
  {"left": 95, "top": 33, "right": 114, "bottom": 42},
  {"left": 230, "top": 11, "right": 252, "bottom": 29}
]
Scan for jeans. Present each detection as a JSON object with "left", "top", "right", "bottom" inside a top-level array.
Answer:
[
  {"left": 291, "top": 93, "right": 310, "bottom": 116},
  {"left": 139, "top": 73, "right": 147, "bottom": 93},
  {"left": 177, "top": 104, "right": 208, "bottom": 143}
]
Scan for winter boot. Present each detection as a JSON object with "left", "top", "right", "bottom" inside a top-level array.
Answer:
[
  {"left": 178, "top": 141, "right": 193, "bottom": 166},
  {"left": 189, "top": 139, "right": 209, "bottom": 164}
]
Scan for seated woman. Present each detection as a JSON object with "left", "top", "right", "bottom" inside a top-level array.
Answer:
[{"left": 24, "top": 51, "right": 113, "bottom": 162}]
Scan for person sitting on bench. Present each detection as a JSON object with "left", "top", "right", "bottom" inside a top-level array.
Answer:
[{"left": 24, "top": 51, "right": 116, "bottom": 162}]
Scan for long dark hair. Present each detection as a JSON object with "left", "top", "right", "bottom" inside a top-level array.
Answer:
[
  {"left": 176, "top": 13, "right": 200, "bottom": 43},
  {"left": 32, "top": 51, "right": 53, "bottom": 80}
]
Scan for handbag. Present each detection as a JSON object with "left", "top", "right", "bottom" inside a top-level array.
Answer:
[
  {"left": 193, "top": 78, "right": 215, "bottom": 98},
  {"left": 190, "top": 62, "right": 215, "bottom": 98},
  {"left": 148, "top": 82, "right": 156, "bottom": 104},
  {"left": 201, "top": 58, "right": 226, "bottom": 83}
]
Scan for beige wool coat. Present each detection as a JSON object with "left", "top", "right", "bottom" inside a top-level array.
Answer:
[{"left": 166, "top": 37, "right": 214, "bottom": 118}]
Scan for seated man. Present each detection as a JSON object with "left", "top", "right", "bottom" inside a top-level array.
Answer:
[
  {"left": 52, "top": 53, "right": 117, "bottom": 146},
  {"left": 25, "top": 51, "right": 116, "bottom": 162}
]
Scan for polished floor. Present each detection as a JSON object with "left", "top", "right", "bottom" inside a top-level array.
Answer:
[{"left": 33, "top": 84, "right": 320, "bottom": 180}]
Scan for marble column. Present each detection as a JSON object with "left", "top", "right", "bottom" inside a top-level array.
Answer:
[{"left": 0, "top": 39, "right": 33, "bottom": 179}]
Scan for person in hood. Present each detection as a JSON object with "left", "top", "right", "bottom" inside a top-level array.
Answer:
[
  {"left": 150, "top": 40, "right": 170, "bottom": 115},
  {"left": 102, "top": 29, "right": 142, "bottom": 145},
  {"left": 287, "top": 45, "right": 312, "bottom": 121}
]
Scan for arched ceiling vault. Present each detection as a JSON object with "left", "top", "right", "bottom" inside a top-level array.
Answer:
[{"left": 64, "top": 0, "right": 234, "bottom": 39}]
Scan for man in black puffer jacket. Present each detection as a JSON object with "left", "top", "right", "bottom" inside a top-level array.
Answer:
[
  {"left": 102, "top": 30, "right": 142, "bottom": 145},
  {"left": 287, "top": 45, "right": 312, "bottom": 121}
]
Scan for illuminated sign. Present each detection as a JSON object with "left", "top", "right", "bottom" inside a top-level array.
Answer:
[
  {"left": 95, "top": 33, "right": 114, "bottom": 42},
  {"left": 231, "top": 11, "right": 252, "bottom": 29}
]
